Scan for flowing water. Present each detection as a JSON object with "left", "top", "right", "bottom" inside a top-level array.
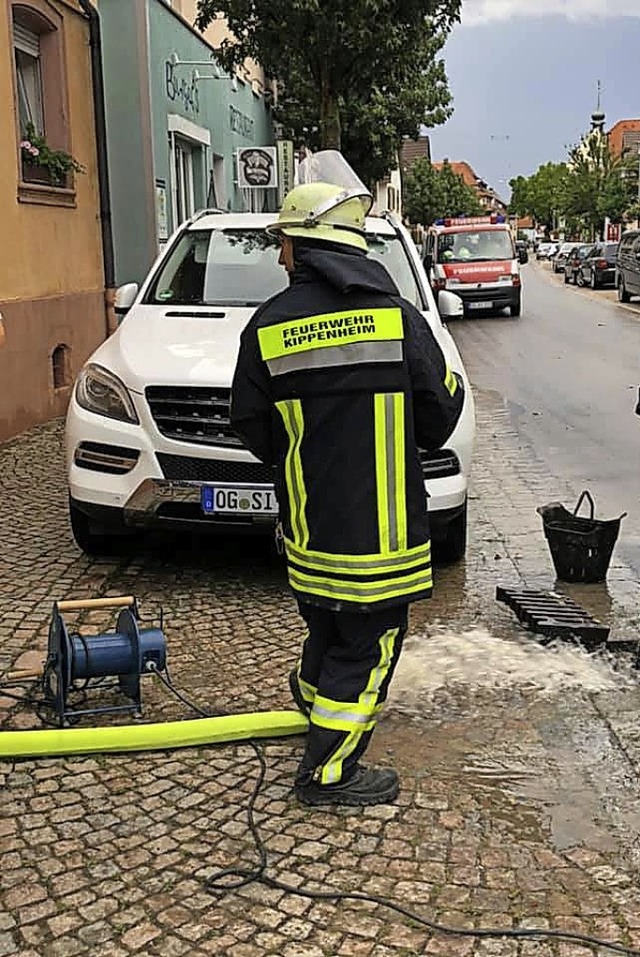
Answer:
[
  {"left": 389, "top": 626, "right": 637, "bottom": 710},
  {"left": 383, "top": 628, "right": 640, "bottom": 857}
]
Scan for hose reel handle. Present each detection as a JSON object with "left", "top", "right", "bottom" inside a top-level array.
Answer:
[{"left": 57, "top": 596, "right": 136, "bottom": 612}]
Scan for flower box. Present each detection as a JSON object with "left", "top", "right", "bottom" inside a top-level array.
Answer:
[
  {"left": 21, "top": 161, "right": 71, "bottom": 189},
  {"left": 19, "top": 125, "right": 83, "bottom": 191}
]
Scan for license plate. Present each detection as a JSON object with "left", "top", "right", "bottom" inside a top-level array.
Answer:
[
  {"left": 468, "top": 301, "right": 493, "bottom": 310},
  {"left": 201, "top": 485, "right": 278, "bottom": 516}
]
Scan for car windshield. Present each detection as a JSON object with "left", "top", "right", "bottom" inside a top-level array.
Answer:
[
  {"left": 145, "top": 228, "right": 424, "bottom": 309},
  {"left": 437, "top": 229, "right": 513, "bottom": 263}
]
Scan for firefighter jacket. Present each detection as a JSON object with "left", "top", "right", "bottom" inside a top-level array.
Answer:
[{"left": 230, "top": 240, "right": 464, "bottom": 612}]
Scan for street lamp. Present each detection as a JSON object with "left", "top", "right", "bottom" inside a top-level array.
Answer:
[{"left": 168, "top": 51, "right": 238, "bottom": 93}]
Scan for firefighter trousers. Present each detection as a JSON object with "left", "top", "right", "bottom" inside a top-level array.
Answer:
[{"left": 294, "top": 602, "right": 408, "bottom": 787}]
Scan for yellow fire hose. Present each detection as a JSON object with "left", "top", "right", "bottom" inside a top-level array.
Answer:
[
  {"left": 0, "top": 711, "right": 309, "bottom": 760},
  {"left": 0, "top": 594, "right": 309, "bottom": 760}
]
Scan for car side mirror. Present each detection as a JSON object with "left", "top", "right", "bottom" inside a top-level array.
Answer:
[
  {"left": 438, "top": 290, "right": 464, "bottom": 320},
  {"left": 114, "top": 283, "right": 139, "bottom": 319}
]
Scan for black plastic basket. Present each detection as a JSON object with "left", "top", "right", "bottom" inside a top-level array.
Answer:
[{"left": 537, "top": 491, "right": 626, "bottom": 583}]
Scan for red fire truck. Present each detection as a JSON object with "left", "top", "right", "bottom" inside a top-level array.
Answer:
[{"left": 423, "top": 215, "right": 521, "bottom": 317}]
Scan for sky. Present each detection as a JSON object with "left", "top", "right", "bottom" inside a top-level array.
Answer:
[{"left": 428, "top": 0, "right": 640, "bottom": 201}]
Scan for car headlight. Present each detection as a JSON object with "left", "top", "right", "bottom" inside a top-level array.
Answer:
[{"left": 75, "top": 364, "right": 139, "bottom": 424}]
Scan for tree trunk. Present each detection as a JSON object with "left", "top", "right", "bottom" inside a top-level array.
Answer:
[{"left": 319, "top": 66, "right": 341, "bottom": 150}]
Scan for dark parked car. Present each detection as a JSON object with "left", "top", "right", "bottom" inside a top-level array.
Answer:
[
  {"left": 580, "top": 243, "right": 619, "bottom": 289},
  {"left": 564, "top": 244, "right": 595, "bottom": 285},
  {"left": 515, "top": 240, "right": 529, "bottom": 264},
  {"left": 616, "top": 230, "right": 640, "bottom": 303}
]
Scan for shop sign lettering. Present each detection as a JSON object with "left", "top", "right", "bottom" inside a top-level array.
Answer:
[
  {"left": 165, "top": 60, "right": 200, "bottom": 115},
  {"left": 229, "top": 104, "right": 254, "bottom": 138}
]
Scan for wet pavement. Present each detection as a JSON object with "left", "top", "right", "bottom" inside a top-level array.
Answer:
[
  {"left": 2, "top": 269, "right": 640, "bottom": 955},
  {"left": 451, "top": 261, "right": 640, "bottom": 577}
]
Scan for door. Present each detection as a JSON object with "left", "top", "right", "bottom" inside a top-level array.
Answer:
[
  {"left": 630, "top": 238, "right": 640, "bottom": 294},
  {"left": 584, "top": 246, "right": 598, "bottom": 283},
  {"left": 173, "top": 138, "right": 195, "bottom": 226}
]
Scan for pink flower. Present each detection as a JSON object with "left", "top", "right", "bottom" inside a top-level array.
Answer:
[
  {"left": 20, "top": 140, "right": 32, "bottom": 150},
  {"left": 30, "top": 147, "right": 40, "bottom": 157}
]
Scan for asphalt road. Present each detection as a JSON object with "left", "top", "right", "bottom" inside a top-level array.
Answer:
[{"left": 451, "top": 262, "right": 640, "bottom": 575}]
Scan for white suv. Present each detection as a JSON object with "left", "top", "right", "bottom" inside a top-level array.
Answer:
[{"left": 66, "top": 211, "right": 476, "bottom": 560}]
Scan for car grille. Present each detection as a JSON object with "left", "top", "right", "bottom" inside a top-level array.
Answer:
[
  {"left": 419, "top": 449, "right": 460, "bottom": 479},
  {"left": 146, "top": 386, "right": 241, "bottom": 447},
  {"left": 157, "top": 453, "right": 274, "bottom": 485}
]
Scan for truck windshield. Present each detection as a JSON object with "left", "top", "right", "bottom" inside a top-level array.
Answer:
[
  {"left": 145, "top": 228, "right": 424, "bottom": 308},
  {"left": 437, "top": 229, "right": 514, "bottom": 263}
]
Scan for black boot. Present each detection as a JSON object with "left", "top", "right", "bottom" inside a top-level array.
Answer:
[
  {"left": 295, "top": 765, "right": 399, "bottom": 807},
  {"left": 289, "top": 669, "right": 311, "bottom": 717}
]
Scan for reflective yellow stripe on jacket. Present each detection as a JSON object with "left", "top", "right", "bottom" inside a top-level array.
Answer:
[
  {"left": 258, "top": 307, "right": 403, "bottom": 360},
  {"left": 444, "top": 364, "right": 458, "bottom": 398},
  {"left": 375, "top": 393, "right": 407, "bottom": 554},
  {"left": 287, "top": 565, "right": 432, "bottom": 604},
  {"left": 285, "top": 538, "right": 431, "bottom": 576},
  {"left": 275, "top": 399, "right": 309, "bottom": 548}
]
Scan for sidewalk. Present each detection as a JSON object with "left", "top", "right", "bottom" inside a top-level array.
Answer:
[{"left": 1, "top": 394, "right": 640, "bottom": 956}]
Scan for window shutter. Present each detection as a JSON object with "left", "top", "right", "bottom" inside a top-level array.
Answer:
[{"left": 14, "top": 23, "right": 40, "bottom": 58}]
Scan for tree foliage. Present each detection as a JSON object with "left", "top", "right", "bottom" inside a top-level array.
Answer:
[
  {"left": 196, "top": 0, "right": 461, "bottom": 185},
  {"left": 403, "top": 158, "right": 483, "bottom": 225},
  {"left": 508, "top": 163, "right": 570, "bottom": 229},
  {"left": 509, "top": 135, "right": 638, "bottom": 238}
]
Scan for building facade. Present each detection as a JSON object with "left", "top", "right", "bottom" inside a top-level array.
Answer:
[
  {"left": 0, "top": 0, "right": 106, "bottom": 442},
  {"left": 608, "top": 118, "right": 640, "bottom": 164},
  {"left": 99, "top": 0, "right": 276, "bottom": 287},
  {"left": 170, "top": 0, "right": 273, "bottom": 97},
  {"left": 433, "top": 160, "right": 508, "bottom": 216}
]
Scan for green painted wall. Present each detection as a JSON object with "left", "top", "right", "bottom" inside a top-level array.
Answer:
[
  {"left": 100, "top": 0, "right": 157, "bottom": 285},
  {"left": 100, "top": 0, "right": 275, "bottom": 286}
]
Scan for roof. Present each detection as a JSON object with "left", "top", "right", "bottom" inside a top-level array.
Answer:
[
  {"left": 608, "top": 119, "right": 640, "bottom": 157},
  {"left": 432, "top": 161, "right": 477, "bottom": 188},
  {"left": 400, "top": 137, "right": 431, "bottom": 171},
  {"left": 187, "top": 211, "right": 397, "bottom": 235}
]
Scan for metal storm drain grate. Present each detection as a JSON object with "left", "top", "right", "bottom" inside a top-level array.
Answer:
[{"left": 496, "top": 586, "right": 610, "bottom": 650}]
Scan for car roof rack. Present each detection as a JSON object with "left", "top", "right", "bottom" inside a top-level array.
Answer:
[
  {"left": 188, "top": 208, "right": 226, "bottom": 224},
  {"left": 381, "top": 210, "right": 400, "bottom": 227}
]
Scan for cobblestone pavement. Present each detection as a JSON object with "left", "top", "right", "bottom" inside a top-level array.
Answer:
[{"left": 2, "top": 395, "right": 640, "bottom": 957}]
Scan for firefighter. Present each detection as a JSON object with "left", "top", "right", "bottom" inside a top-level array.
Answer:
[{"left": 230, "top": 166, "right": 464, "bottom": 807}]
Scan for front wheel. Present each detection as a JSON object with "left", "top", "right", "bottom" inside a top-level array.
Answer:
[
  {"left": 69, "top": 499, "right": 132, "bottom": 557},
  {"left": 618, "top": 278, "right": 630, "bottom": 303},
  {"left": 435, "top": 500, "right": 468, "bottom": 564}
]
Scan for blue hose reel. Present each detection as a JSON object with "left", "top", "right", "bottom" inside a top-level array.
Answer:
[{"left": 43, "top": 596, "right": 166, "bottom": 726}]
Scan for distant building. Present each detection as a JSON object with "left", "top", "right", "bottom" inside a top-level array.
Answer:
[
  {"left": 400, "top": 135, "right": 431, "bottom": 173},
  {"left": 1, "top": 0, "right": 106, "bottom": 441},
  {"left": 432, "top": 160, "right": 508, "bottom": 215},
  {"left": 608, "top": 119, "right": 640, "bottom": 159}
]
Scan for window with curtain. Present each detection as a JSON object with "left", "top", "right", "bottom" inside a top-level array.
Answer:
[{"left": 13, "top": 21, "right": 44, "bottom": 136}]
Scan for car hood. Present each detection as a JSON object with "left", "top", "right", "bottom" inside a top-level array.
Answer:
[{"left": 89, "top": 306, "right": 255, "bottom": 392}]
